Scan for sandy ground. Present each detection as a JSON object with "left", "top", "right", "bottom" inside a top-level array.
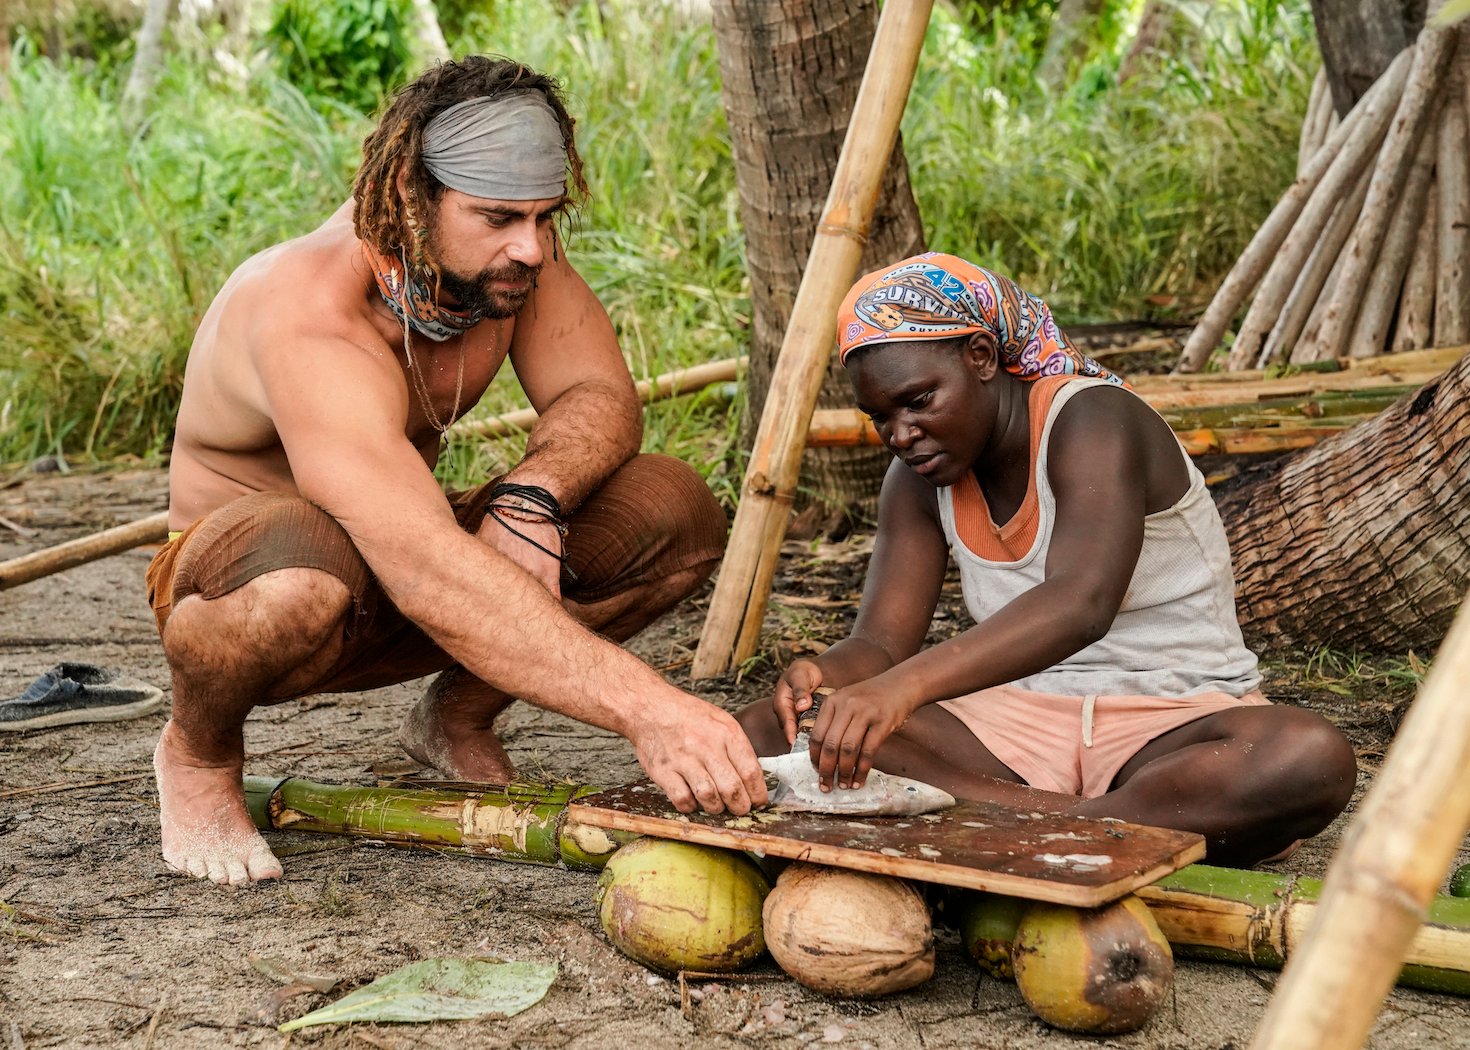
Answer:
[{"left": 3, "top": 466, "right": 1469, "bottom": 1049}]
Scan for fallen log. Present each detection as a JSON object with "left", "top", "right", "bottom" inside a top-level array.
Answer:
[{"left": 241, "top": 774, "right": 1470, "bottom": 998}]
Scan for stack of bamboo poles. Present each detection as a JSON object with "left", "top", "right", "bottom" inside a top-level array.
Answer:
[
  {"left": 1177, "top": 20, "right": 1470, "bottom": 373},
  {"left": 807, "top": 344, "right": 1463, "bottom": 457}
]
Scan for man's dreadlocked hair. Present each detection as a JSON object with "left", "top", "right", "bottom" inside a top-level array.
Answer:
[{"left": 352, "top": 55, "right": 588, "bottom": 266}]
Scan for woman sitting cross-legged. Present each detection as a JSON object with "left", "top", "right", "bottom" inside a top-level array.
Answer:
[{"left": 737, "top": 253, "right": 1356, "bottom": 868}]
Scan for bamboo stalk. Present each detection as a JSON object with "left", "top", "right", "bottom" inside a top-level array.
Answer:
[
  {"left": 1348, "top": 128, "right": 1438, "bottom": 357},
  {"left": 242, "top": 775, "right": 635, "bottom": 870},
  {"left": 1297, "top": 67, "right": 1332, "bottom": 177},
  {"left": 691, "top": 0, "right": 935, "bottom": 679},
  {"left": 1223, "top": 50, "right": 1410, "bottom": 371},
  {"left": 1133, "top": 345, "right": 1466, "bottom": 390},
  {"left": 1138, "top": 866, "right": 1470, "bottom": 997},
  {"left": 1262, "top": 163, "right": 1372, "bottom": 366},
  {"left": 455, "top": 356, "right": 746, "bottom": 439},
  {"left": 1304, "top": 27, "right": 1457, "bottom": 365},
  {"left": 1434, "top": 69, "right": 1470, "bottom": 348},
  {"left": 0, "top": 510, "right": 169, "bottom": 592},
  {"left": 1394, "top": 182, "right": 1440, "bottom": 352},
  {"left": 1178, "top": 48, "right": 1412, "bottom": 373},
  {"left": 806, "top": 408, "right": 1369, "bottom": 458},
  {"left": 1250, "top": 588, "right": 1470, "bottom": 1049}
]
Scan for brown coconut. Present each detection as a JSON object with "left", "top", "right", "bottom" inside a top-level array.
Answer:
[{"left": 762, "top": 863, "right": 934, "bottom": 997}]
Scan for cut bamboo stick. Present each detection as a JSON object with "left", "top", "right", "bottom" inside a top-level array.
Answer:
[
  {"left": 1305, "top": 27, "right": 1457, "bottom": 365},
  {"left": 1250, "top": 588, "right": 1470, "bottom": 1049},
  {"left": 1297, "top": 67, "right": 1332, "bottom": 177},
  {"left": 1223, "top": 50, "right": 1411, "bottom": 370},
  {"left": 1348, "top": 127, "right": 1438, "bottom": 357},
  {"left": 1139, "top": 866, "right": 1470, "bottom": 997},
  {"left": 0, "top": 510, "right": 169, "bottom": 591},
  {"left": 1178, "top": 48, "right": 1412, "bottom": 373},
  {"left": 691, "top": 0, "right": 935, "bottom": 679},
  {"left": 1263, "top": 163, "right": 1372, "bottom": 366},
  {"left": 1394, "top": 182, "right": 1439, "bottom": 352},
  {"left": 455, "top": 356, "right": 746, "bottom": 439},
  {"left": 1434, "top": 72, "right": 1470, "bottom": 348}
]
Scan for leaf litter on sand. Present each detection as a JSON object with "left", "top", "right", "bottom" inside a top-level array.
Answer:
[{"left": 277, "top": 958, "right": 557, "bottom": 1032}]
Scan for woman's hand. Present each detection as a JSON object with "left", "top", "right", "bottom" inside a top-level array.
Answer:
[
  {"left": 771, "top": 659, "right": 825, "bottom": 746},
  {"left": 807, "top": 679, "right": 921, "bottom": 791}
]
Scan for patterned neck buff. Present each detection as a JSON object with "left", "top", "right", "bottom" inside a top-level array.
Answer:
[
  {"left": 836, "top": 253, "right": 1121, "bottom": 385},
  {"left": 362, "top": 241, "right": 481, "bottom": 342}
]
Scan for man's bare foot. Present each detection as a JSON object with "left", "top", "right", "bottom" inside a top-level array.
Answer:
[
  {"left": 154, "top": 721, "right": 282, "bottom": 886},
  {"left": 399, "top": 670, "right": 516, "bottom": 782}
]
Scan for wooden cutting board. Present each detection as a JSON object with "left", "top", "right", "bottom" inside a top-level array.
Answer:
[{"left": 567, "top": 782, "right": 1204, "bottom": 907}]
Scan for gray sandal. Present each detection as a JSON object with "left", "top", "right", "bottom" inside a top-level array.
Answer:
[{"left": 0, "top": 662, "right": 164, "bottom": 731}]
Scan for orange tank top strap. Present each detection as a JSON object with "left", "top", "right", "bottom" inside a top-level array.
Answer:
[{"left": 949, "top": 375, "right": 1074, "bottom": 562}]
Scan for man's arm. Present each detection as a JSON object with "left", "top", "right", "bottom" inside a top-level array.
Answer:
[
  {"left": 504, "top": 245, "right": 642, "bottom": 509},
  {"left": 256, "top": 328, "right": 765, "bottom": 815},
  {"left": 810, "top": 388, "right": 1154, "bottom": 788}
]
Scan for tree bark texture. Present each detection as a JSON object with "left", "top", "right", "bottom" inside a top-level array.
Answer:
[
  {"left": 122, "top": 0, "right": 177, "bottom": 128},
  {"left": 712, "top": 0, "right": 926, "bottom": 516},
  {"left": 1219, "top": 351, "right": 1470, "bottom": 653},
  {"left": 1310, "top": 0, "right": 1427, "bottom": 114},
  {"left": 1037, "top": 0, "right": 1105, "bottom": 88}
]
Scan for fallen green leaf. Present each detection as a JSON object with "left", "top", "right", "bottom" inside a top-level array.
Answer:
[{"left": 278, "top": 958, "right": 557, "bottom": 1032}]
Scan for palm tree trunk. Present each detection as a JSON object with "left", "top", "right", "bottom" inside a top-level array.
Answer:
[
  {"left": 1219, "top": 349, "right": 1470, "bottom": 653},
  {"left": 711, "top": 0, "right": 925, "bottom": 522}
]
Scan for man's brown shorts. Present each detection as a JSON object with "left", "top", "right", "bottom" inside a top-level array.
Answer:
[{"left": 145, "top": 453, "right": 726, "bottom": 695}]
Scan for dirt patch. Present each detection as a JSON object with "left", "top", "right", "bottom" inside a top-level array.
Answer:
[{"left": 2, "top": 467, "right": 1467, "bottom": 1048}]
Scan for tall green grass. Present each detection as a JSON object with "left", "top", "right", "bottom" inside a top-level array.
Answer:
[{"left": 0, "top": 0, "right": 1316, "bottom": 486}]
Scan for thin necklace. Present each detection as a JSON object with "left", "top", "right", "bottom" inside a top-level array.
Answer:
[{"left": 401, "top": 320, "right": 467, "bottom": 435}]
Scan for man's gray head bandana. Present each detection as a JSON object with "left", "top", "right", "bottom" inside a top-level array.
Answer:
[{"left": 421, "top": 91, "right": 567, "bottom": 201}]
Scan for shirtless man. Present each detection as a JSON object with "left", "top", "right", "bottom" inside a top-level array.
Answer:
[
  {"left": 146, "top": 56, "right": 766, "bottom": 887},
  {"left": 739, "top": 254, "right": 1356, "bottom": 867}
]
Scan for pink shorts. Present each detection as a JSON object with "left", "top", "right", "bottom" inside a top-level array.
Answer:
[{"left": 938, "top": 684, "right": 1270, "bottom": 798}]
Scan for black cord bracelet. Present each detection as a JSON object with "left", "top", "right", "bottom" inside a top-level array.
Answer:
[{"left": 490, "top": 482, "right": 564, "bottom": 523}]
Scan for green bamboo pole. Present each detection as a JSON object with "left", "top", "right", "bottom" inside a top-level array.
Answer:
[
  {"left": 242, "top": 775, "right": 635, "bottom": 871},
  {"left": 1137, "top": 865, "right": 1470, "bottom": 997}
]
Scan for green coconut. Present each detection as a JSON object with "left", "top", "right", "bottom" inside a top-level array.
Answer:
[
  {"left": 595, "top": 838, "right": 769, "bottom": 974},
  {"left": 953, "top": 891, "right": 1025, "bottom": 979},
  {"left": 1449, "top": 863, "right": 1470, "bottom": 898},
  {"left": 1013, "top": 895, "right": 1173, "bottom": 1035}
]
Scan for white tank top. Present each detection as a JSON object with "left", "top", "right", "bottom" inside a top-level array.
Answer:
[{"left": 936, "top": 377, "right": 1261, "bottom": 698}]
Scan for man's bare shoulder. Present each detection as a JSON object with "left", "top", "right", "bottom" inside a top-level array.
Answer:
[{"left": 212, "top": 204, "right": 387, "bottom": 351}]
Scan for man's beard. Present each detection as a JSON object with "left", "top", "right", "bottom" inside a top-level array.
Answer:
[
  {"left": 416, "top": 218, "right": 541, "bottom": 320},
  {"left": 437, "top": 258, "right": 540, "bottom": 320}
]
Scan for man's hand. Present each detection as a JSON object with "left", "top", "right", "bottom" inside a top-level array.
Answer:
[
  {"left": 481, "top": 512, "right": 564, "bottom": 600},
  {"left": 772, "top": 659, "right": 825, "bottom": 747},
  {"left": 629, "top": 696, "right": 769, "bottom": 816},
  {"left": 808, "top": 680, "right": 920, "bottom": 791}
]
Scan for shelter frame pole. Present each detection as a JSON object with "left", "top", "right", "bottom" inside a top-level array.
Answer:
[
  {"left": 691, "top": 0, "right": 934, "bottom": 678},
  {"left": 1250, "top": 586, "right": 1470, "bottom": 1049}
]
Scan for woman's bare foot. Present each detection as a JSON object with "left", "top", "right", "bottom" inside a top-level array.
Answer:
[
  {"left": 154, "top": 720, "right": 282, "bottom": 886},
  {"left": 398, "top": 669, "right": 516, "bottom": 782}
]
